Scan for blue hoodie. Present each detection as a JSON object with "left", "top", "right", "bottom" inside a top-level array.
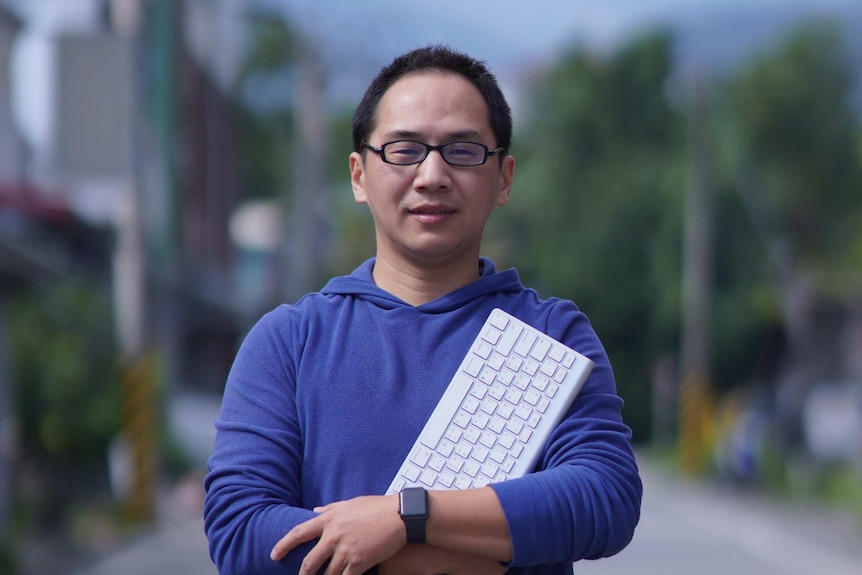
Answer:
[{"left": 204, "top": 258, "right": 642, "bottom": 574}]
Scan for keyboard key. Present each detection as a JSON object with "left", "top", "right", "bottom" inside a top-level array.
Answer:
[
  {"left": 488, "top": 416, "right": 506, "bottom": 434},
  {"left": 496, "top": 323, "right": 522, "bottom": 356},
  {"left": 438, "top": 470, "right": 456, "bottom": 488},
  {"left": 488, "top": 310, "right": 509, "bottom": 330},
  {"left": 496, "top": 402, "right": 514, "bottom": 419},
  {"left": 470, "top": 382, "right": 488, "bottom": 400},
  {"left": 455, "top": 476, "right": 472, "bottom": 490},
  {"left": 515, "top": 404, "right": 532, "bottom": 421},
  {"left": 480, "top": 399, "right": 497, "bottom": 416},
  {"left": 481, "top": 461, "right": 499, "bottom": 478},
  {"left": 498, "top": 432, "right": 516, "bottom": 449},
  {"left": 537, "top": 397, "right": 550, "bottom": 414},
  {"left": 487, "top": 353, "right": 506, "bottom": 371},
  {"left": 481, "top": 326, "right": 502, "bottom": 345},
  {"left": 533, "top": 374, "right": 550, "bottom": 392},
  {"left": 447, "top": 456, "right": 465, "bottom": 473},
  {"left": 523, "top": 359, "right": 540, "bottom": 376},
  {"left": 530, "top": 338, "right": 551, "bottom": 361},
  {"left": 505, "top": 389, "right": 523, "bottom": 405},
  {"left": 429, "top": 454, "right": 446, "bottom": 472},
  {"left": 437, "top": 439, "right": 455, "bottom": 458},
  {"left": 453, "top": 412, "right": 471, "bottom": 429},
  {"left": 463, "top": 426, "right": 481, "bottom": 444},
  {"left": 489, "top": 382, "right": 507, "bottom": 400},
  {"left": 490, "top": 446, "right": 508, "bottom": 464},
  {"left": 474, "top": 476, "right": 491, "bottom": 488},
  {"left": 463, "top": 396, "right": 480, "bottom": 414},
  {"left": 454, "top": 442, "right": 472, "bottom": 459},
  {"left": 498, "top": 368, "right": 515, "bottom": 386},
  {"left": 410, "top": 446, "right": 432, "bottom": 467},
  {"left": 403, "top": 465, "right": 420, "bottom": 482},
  {"left": 471, "top": 445, "right": 489, "bottom": 463},
  {"left": 478, "top": 367, "right": 496, "bottom": 385},
  {"left": 514, "top": 331, "right": 536, "bottom": 357},
  {"left": 445, "top": 427, "right": 463, "bottom": 443},
  {"left": 505, "top": 356, "right": 523, "bottom": 373},
  {"left": 548, "top": 345, "right": 565, "bottom": 363},
  {"left": 507, "top": 419, "right": 524, "bottom": 435},
  {"left": 480, "top": 431, "right": 497, "bottom": 449},
  {"left": 513, "top": 373, "right": 530, "bottom": 391},
  {"left": 475, "top": 341, "right": 494, "bottom": 359},
  {"left": 420, "top": 469, "right": 437, "bottom": 487},
  {"left": 463, "top": 460, "right": 480, "bottom": 477},
  {"left": 464, "top": 355, "right": 484, "bottom": 377}
]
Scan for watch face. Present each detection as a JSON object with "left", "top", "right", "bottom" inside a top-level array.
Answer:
[{"left": 400, "top": 487, "right": 428, "bottom": 517}]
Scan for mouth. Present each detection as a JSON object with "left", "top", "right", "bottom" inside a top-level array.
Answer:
[
  {"left": 408, "top": 205, "right": 456, "bottom": 223},
  {"left": 409, "top": 205, "right": 456, "bottom": 215}
]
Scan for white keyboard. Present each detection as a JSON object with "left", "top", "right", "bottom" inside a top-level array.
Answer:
[{"left": 386, "top": 308, "right": 594, "bottom": 494}]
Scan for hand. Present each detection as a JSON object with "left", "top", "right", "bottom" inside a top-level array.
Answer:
[
  {"left": 270, "top": 494, "right": 405, "bottom": 574},
  {"left": 379, "top": 544, "right": 509, "bottom": 575}
]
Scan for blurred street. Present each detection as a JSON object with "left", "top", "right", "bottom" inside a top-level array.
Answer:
[
  {"left": 69, "top": 451, "right": 862, "bottom": 575},
  {"left": 577, "top": 458, "right": 862, "bottom": 575}
]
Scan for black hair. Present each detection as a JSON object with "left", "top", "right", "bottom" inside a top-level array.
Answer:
[{"left": 351, "top": 45, "right": 513, "bottom": 155}]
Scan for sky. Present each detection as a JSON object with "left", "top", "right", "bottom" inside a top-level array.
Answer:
[{"left": 6, "top": 0, "right": 859, "bottom": 153}]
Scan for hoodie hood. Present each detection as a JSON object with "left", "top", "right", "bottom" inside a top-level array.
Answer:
[{"left": 320, "top": 257, "right": 524, "bottom": 313}]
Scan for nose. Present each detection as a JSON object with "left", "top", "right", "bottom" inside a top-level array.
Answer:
[{"left": 413, "top": 149, "right": 452, "bottom": 192}]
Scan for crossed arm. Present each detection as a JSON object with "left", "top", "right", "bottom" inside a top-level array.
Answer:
[{"left": 270, "top": 487, "right": 512, "bottom": 575}]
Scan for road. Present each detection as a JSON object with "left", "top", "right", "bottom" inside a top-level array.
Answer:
[
  {"left": 72, "top": 455, "right": 862, "bottom": 575},
  {"left": 577, "top": 459, "right": 862, "bottom": 575}
]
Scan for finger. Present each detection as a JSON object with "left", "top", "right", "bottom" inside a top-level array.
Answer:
[
  {"left": 270, "top": 517, "right": 324, "bottom": 561},
  {"left": 301, "top": 538, "right": 335, "bottom": 575}
]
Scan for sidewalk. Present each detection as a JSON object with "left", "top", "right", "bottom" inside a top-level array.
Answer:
[{"left": 72, "top": 517, "right": 215, "bottom": 575}]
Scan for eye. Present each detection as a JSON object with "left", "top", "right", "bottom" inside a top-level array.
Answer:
[
  {"left": 385, "top": 141, "right": 425, "bottom": 159},
  {"left": 443, "top": 143, "right": 483, "bottom": 163}
]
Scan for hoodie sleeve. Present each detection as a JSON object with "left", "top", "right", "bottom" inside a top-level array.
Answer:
[{"left": 203, "top": 309, "right": 317, "bottom": 574}]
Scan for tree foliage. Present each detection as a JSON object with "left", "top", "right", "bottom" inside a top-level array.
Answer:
[
  {"left": 491, "top": 20, "right": 861, "bottom": 444},
  {"left": 495, "top": 32, "right": 686, "bottom": 440}
]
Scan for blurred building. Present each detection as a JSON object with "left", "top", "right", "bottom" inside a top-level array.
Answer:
[{"left": 4, "top": 0, "right": 250, "bottom": 393}]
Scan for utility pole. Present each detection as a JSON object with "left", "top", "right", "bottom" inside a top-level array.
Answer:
[
  {"left": 283, "top": 34, "right": 328, "bottom": 302},
  {"left": 678, "top": 76, "right": 716, "bottom": 475}
]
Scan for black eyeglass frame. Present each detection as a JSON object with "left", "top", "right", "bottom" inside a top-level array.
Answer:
[{"left": 361, "top": 140, "right": 506, "bottom": 167}]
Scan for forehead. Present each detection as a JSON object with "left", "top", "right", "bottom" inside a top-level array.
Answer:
[{"left": 373, "top": 71, "right": 492, "bottom": 139}]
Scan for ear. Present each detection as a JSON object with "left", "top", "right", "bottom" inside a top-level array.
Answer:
[
  {"left": 495, "top": 154, "right": 515, "bottom": 207},
  {"left": 350, "top": 152, "right": 368, "bottom": 204}
]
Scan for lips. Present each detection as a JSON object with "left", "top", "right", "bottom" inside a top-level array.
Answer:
[
  {"left": 409, "top": 205, "right": 456, "bottom": 223},
  {"left": 409, "top": 205, "right": 455, "bottom": 215}
]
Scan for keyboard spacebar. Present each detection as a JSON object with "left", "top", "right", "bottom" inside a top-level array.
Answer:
[{"left": 420, "top": 372, "right": 473, "bottom": 450}]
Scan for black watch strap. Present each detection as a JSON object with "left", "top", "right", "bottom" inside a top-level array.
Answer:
[
  {"left": 403, "top": 515, "right": 425, "bottom": 544},
  {"left": 399, "top": 487, "right": 429, "bottom": 544}
]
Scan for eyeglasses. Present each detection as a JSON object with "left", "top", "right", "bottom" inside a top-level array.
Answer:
[{"left": 361, "top": 140, "right": 505, "bottom": 167}]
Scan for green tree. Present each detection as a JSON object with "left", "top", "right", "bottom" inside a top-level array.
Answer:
[
  {"left": 9, "top": 281, "right": 120, "bottom": 525},
  {"left": 236, "top": 13, "right": 297, "bottom": 200},
  {"left": 495, "top": 32, "right": 687, "bottom": 441},
  {"left": 725, "top": 21, "right": 861, "bottom": 296}
]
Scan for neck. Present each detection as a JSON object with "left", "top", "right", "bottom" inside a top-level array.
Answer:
[{"left": 372, "top": 255, "right": 481, "bottom": 306}]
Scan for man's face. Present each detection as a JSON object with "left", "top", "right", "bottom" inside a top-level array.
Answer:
[{"left": 350, "top": 71, "right": 514, "bottom": 268}]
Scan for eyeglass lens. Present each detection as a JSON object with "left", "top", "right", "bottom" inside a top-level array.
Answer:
[{"left": 384, "top": 141, "right": 488, "bottom": 166}]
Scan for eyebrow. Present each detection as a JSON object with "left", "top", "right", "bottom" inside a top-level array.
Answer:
[{"left": 381, "top": 129, "right": 486, "bottom": 142}]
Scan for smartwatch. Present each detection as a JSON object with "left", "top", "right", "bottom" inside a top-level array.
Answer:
[{"left": 398, "top": 487, "right": 429, "bottom": 544}]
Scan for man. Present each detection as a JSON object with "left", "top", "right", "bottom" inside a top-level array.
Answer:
[{"left": 204, "top": 45, "right": 642, "bottom": 575}]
